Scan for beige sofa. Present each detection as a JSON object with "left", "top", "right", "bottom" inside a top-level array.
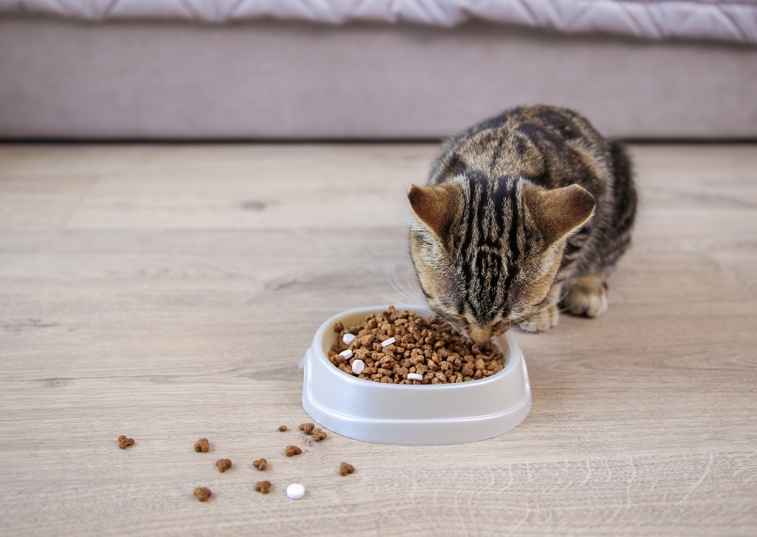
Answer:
[{"left": 1, "top": 1, "right": 756, "bottom": 140}]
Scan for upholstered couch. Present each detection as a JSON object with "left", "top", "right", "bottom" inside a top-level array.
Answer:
[{"left": 1, "top": 0, "right": 756, "bottom": 139}]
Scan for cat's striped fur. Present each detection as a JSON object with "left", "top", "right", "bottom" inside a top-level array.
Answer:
[{"left": 408, "top": 105, "right": 637, "bottom": 342}]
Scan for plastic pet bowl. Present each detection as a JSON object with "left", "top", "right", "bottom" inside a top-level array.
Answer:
[{"left": 301, "top": 305, "right": 532, "bottom": 445}]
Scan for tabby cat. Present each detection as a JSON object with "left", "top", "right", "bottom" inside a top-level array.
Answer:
[{"left": 408, "top": 105, "right": 637, "bottom": 343}]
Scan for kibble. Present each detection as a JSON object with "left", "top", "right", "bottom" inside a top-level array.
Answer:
[
  {"left": 194, "top": 487, "right": 212, "bottom": 502},
  {"left": 252, "top": 458, "right": 267, "bottom": 470},
  {"left": 255, "top": 480, "right": 272, "bottom": 494},
  {"left": 117, "top": 435, "right": 134, "bottom": 449},
  {"left": 312, "top": 428, "right": 327, "bottom": 442},
  {"left": 299, "top": 423, "right": 315, "bottom": 435},
  {"left": 286, "top": 483, "right": 305, "bottom": 499},
  {"left": 278, "top": 425, "right": 287, "bottom": 432},
  {"left": 328, "top": 306, "right": 505, "bottom": 385},
  {"left": 216, "top": 459, "right": 232, "bottom": 472},
  {"left": 194, "top": 438, "right": 209, "bottom": 453},
  {"left": 285, "top": 445, "right": 302, "bottom": 457},
  {"left": 339, "top": 462, "right": 355, "bottom": 476}
]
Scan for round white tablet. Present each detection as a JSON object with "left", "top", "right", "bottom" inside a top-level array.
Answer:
[
  {"left": 286, "top": 483, "right": 305, "bottom": 500},
  {"left": 407, "top": 373, "right": 423, "bottom": 381},
  {"left": 342, "top": 333, "right": 356, "bottom": 344},
  {"left": 351, "top": 359, "right": 365, "bottom": 375},
  {"left": 339, "top": 349, "right": 353, "bottom": 360}
]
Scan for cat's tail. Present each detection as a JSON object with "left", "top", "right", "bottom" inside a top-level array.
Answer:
[{"left": 608, "top": 141, "right": 638, "bottom": 263}]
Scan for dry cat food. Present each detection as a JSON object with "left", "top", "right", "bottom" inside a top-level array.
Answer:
[
  {"left": 117, "top": 435, "right": 135, "bottom": 449},
  {"left": 216, "top": 458, "right": 232, "bottom": 472},
  {"left": 252, "top": 458, "right": 267, "bottom": 471},
  {"left": 194, "top": 438, "right": 209, "bottom": 453},
  {"left": 194, "top": 487, "right": 212, "bottom": 502},
  {"left": 255, "top": 480, "right": 272, "bottom": 494},
  {"left": 299, "top": 422, "right": 315, "bottom": 435},
  {"left": 285, "top": 445, "right": 302, "bottom": 457},
  {"left": 312, "top": 429, "right": 327, "bottom": 442},
  {"left": 329, "top": 306, "right": 505, "bottom": 384},
  {"left": 278, "top": 425, "right": 288, "bottom": 432},
  {"left": 339, "top": 462, "right": 355, "bottom": 476}
]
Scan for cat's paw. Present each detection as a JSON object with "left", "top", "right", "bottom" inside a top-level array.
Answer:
[
  {"left": 563, "top": 276, "right": 608, "bottom": 318},
  {"left": 519, "top": 305, "right": 559, "bottom": 333}
]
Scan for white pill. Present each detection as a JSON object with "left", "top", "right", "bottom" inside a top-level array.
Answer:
[
  {"left": 407, "top": 373, "right": 423, "bottom": 381},
  {"left": 351, "top": 359, "right": 365, "bottom": 375},
  {"left": 339, "top": 349, "right": 353, "bottom": 360},
  {"left": 381, "top": 337, "right": 396, "bottom": 347},
  {"left": 286, "top": 483, "right": 305, "bottom": 500},
  {"left": 342, "top": 333, "right": 356, "bottom": 344}
]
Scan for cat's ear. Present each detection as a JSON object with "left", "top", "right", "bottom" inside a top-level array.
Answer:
[
  {"left": 522, "top": 183, "right": 595, "bottom": 246},
  {"left": 408, "top": 183, "right": 460, "bottom": 244}
]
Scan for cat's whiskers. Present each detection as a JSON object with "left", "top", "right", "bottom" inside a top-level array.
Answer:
[{"left": 385, "top": 265, "right": 426, "bottom": 309}]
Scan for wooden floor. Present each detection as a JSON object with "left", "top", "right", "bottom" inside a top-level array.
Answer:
[{"left": 1, "top": 143, "right": 756, "bottom": 536}]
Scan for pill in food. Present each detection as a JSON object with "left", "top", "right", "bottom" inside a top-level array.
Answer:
[
  {"left": 351, "top": 359, "right": 365, "bottom": 375},
  {"left": 381, "top": 337, "right": 396, "bottom": 347},
  {"left": 342, "top": 333, "right": 356, "bottom": 344},
  {"left": 407, "top": 373, "right": 423, "bottom": 381},
  {"left": 286, "top": 483, "right": 305, "bottom": 499},
  {"left": 339, "top": 349, "right": 353, "bottom": 360}
]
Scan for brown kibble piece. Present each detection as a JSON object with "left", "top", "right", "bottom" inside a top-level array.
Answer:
[
  {"left": 299, "top": 422, "right": 315, "bottom": 435},
  {"left": 278, "top": 425, "right": 287, "bottom": 432},
  {"left": 117, "top": 435, "right": 134, "bottom": 449},
  {"left": 285, "top": 445, "right": 302, "bottom": 457},
  {"left": 194, "top": 438, "right": 209, "bottom": 453},
  {"left": 312, "top": 428, "right": 327, "bottom": 442},
  {"left": 216, "top": 458, "right": 232, "bottom": 472},
  {"left": 339, "top": 462, "right": 355, "bottom": 476},
  {"left": 194, "top": 487, "right": 212, "bottom": 502},
  {"left": 255, "top": 480, "right": 272, "bottom": 494},
  {"left": 252, "top": 458, "right": 268, "bottom": 470}
]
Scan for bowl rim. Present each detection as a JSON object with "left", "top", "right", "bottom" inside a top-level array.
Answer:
[{"left": 313, "top": 303, "right": 518, "bottom": 391}]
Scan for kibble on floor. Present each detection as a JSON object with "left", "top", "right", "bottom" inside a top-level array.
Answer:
[
  {"left": 339, "top": 462, "right": 355, "bottom": 476},
  {"left": 285, "top": 445, "right": 302, "bottom": 457},
  {"left": 216, "top": 459, "right": 232, "bottom": 472},
  {"left": 255, "top": 481, "right": 272, "bottom": 494},
  {"left": 299, "top": 423, "right": 315, "bottom": 435},
  {"left": 118, "top": 435, "right": 134, "bottom": 449},
  {"left": 194, "top": 487, "right": 212, "bottom": 502}
]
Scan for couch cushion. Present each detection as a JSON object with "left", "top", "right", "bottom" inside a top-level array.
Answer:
[{"left": 1, "top": 0, "right": 756, "bottom": 43}]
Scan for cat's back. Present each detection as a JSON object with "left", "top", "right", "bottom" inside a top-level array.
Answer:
[{"left": 428, "top": 105, "right": 613, "bottom": 196}]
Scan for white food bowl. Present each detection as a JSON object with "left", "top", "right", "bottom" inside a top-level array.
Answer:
[{"left": 301, "top": 305, "right": 532, "bottom": 445}]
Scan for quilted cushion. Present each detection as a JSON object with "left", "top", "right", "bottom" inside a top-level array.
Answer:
[{"left": 1, "top": 0, "right": 755, "bottom": 43}]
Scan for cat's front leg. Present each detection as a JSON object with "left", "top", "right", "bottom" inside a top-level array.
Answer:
[
  {"left": 519, "top": 304, "right": 560, "bottom": 333},
  {"left": 562, "top": 275, "right": 608, "bottom": 318}
]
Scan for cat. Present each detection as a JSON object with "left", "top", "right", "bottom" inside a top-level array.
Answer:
[{"left": 408, "top": 105, "right": 637, "bottom": 343}]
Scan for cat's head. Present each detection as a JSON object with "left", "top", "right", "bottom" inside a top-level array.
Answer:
[{"left": 408, "top": 175, "right": 595, "bottom": 343}]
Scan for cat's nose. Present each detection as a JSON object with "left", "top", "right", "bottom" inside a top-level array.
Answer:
[{"left": 467, "top": 325, "right": 492, "bottom": 344}]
